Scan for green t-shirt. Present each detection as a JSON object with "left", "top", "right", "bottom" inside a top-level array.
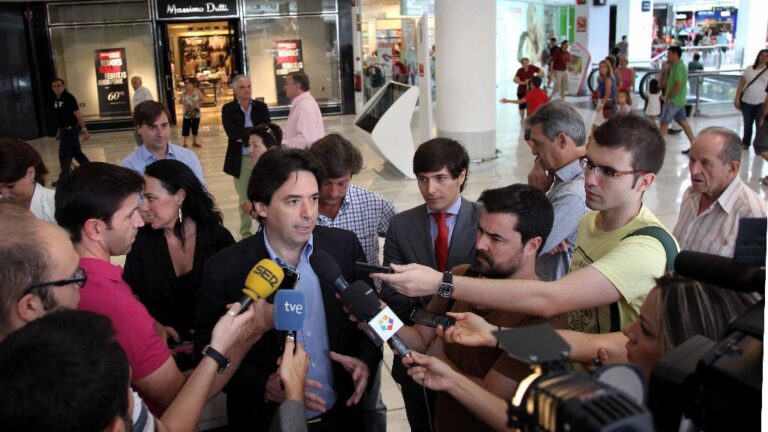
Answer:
[
  {"left": 666, "top": 60, "right": 688, "bottom": 106},
  {"left": 567, "top": 205, "right": 676, "bottom": 334}
]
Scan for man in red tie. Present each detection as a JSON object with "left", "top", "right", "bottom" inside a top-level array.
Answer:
[{"left": 380, "top": 137, "right": 482, "bottom": 432}]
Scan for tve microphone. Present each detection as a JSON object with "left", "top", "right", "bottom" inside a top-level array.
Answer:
[
  {"left": 274, "top": 290, "right": 307, "bottom": 340},
  {"left": 309, "top": 250, "right": 350, "bottom": 293},
  {"left": 239, "top": 259, "right": 284, "bottom": 315},
  {"left": 343, "top": 281, "right": 410, "bottom": 357}
]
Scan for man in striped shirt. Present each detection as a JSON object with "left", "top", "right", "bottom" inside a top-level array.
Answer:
[
  {"left": 673, "top": 127, "right": 766, "bottom": 257},
  {"left": 309, "top": 133, "right": 396, "bottom": 432},
  {"left": 524, "top": 101, "right": 588, "bottom": 281}
]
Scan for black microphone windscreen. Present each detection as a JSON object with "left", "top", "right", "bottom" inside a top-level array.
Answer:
[
  {"left": 674, "top": 250, "right": 765, "bottom": 293},
  {"left": 309, "top": 250, "right": 342, "bottom": 285},
  {"left": 342, "top": 280, "right": 381, "bottom": 319}
]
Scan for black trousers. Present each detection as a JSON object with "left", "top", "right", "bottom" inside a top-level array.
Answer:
[
  {"left": 741, "top": 101, "right": 764, "bottom": 148},
  {"left": 58, "top": 128, "right": 89, "bottom": 177}
]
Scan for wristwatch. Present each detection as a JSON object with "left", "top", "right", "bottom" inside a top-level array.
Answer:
[
  {"left": 202, "top": 345, "right": 230, "bottom": 374},
  {"left": 437, "top": 271, "right": 454, "bottom": 299}
]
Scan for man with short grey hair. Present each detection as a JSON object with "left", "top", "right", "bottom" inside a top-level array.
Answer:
[
  {"left": 130, "top": 76, "right": 154, "bottom": 145},
  {"left": 221, "top": 74, "right": 271, "bottom": 238},
  {"left": 673, "top": 126, "right": 766, "bottom": 256},
  {"left": 525, "top": 100, "right": 588, "bottom": 281}
]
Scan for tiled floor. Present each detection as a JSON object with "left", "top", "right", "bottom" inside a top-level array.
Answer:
[{"left": 27, "top": 96, "right": 766, "bottom": 431}]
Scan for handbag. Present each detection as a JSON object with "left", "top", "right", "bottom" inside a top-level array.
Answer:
[{"left": 740, "top": 67, "right": 768, "bottom": 103}]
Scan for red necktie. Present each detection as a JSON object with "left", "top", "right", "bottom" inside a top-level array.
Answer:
[{"left": 432, "top": 212, "right": 449, "bottom": 272}]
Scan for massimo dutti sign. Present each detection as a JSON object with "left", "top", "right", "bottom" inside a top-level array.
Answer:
[{"left": 156, "top": 0, "right": 238, "bottom": 19}]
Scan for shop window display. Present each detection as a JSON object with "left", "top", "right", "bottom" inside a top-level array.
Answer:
[
  {"left": 245, "top": 15, "right": 341, "bottom": 107},
  {"left": 50, "top": 23, "right": 157, "bottom": 121}
]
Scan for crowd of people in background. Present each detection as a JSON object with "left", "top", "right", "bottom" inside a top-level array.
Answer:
[{"left": 0, "top": 39, "right": 766, "bottom": 432}]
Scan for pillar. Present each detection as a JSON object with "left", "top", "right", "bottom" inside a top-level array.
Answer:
[
  {"left": 435, "top": 0, "right": 496, "bottom": 161},
  {"left": 615, "top": 0, "right": 653, "bottom": 62},
  {"left": 574, "top": 1, "right": 610, "bottom": 64},
  {"left": 735, "top": 0, "right": 768, "bottom": 68}
]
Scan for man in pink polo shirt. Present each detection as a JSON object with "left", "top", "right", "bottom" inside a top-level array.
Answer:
[
  {"left": 54, "top": 162, "right": 184, "bottom": 414},
  {"left": 282, "top": 71, "right": 325, "bottom": 149}
]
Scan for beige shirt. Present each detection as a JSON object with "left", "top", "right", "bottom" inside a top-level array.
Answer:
[{"left": 673, "top": 177, "right": 766, "bottom": 257}]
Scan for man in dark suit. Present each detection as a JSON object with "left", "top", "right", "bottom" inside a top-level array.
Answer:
[
  {"left": 221, "top": 75, "right": 271, "bottom": 239},
  {"left": 381, "top": 137, "right": 482, "bottom": 432},
  {"left": 196, "top": 149, "right": 381, "bottom": 431}
]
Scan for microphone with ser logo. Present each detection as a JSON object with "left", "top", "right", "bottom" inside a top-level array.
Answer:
[{"left": 238, "top": 259, "right": 284, "bottom": 315}]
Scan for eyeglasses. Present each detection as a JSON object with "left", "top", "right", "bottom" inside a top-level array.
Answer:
[
  {"left": 23, "top": 267, "right": 87, "bottom": 295},
  {"left": 579, "top": 157, "right": 648, "bottom": 179}
]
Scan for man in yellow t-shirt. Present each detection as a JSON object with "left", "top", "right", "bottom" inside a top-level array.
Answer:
[{"left": 375, "top": 115, "right": 675, "bottom": 336}]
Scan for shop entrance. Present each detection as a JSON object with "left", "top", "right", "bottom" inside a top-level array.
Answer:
[{"left": 158, "top": 20, "right": 240, "bottom": 125}]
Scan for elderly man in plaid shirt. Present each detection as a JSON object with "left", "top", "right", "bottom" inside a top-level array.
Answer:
[{"left": 308, "top": 133, "right": 396, "bottom": 432}]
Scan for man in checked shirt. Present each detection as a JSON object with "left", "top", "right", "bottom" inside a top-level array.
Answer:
[
  {"left": 308, "top": 133, "right": 396, "bottom": 432},
  {"left": 524, "top": 100, "right": 588, "bottom": 281}
]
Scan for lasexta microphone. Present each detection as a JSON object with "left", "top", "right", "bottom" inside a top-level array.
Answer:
[
  {"left": 274, "top": 290, "right": 307, "bottom": 341},
  {"left": 309, "top": 250, "right": 350, "bottom": 293},
  {"left": 239, "top": 259, "right": 284, "bottom": 315},
  {"left": 343, "top": 281, "right": 411, "bottom": 357}
]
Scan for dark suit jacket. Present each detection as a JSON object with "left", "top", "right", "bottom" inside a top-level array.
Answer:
[
  {"left": 221, "top": 99, "right": 270, "bottom": 178},
  {"left": 195, "top": 226, "right": 382, "bottom": 431},
  {"left": 124, "top": 223, "right": 235, "bottom": 343},
  {"left": 381, "top": 198, "right": 482, "bottom": 322}
]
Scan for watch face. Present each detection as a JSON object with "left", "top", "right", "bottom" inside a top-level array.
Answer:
[{"left": 438, "top": 282, "right": 454, "bottom": 298}]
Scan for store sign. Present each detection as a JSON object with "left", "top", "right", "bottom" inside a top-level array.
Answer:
[
  {"left": 156, "top": 0, "right": 238, "bottom": 19},
  {"left": 95, "top": 48, "right": 130, "bottom": 117},
  {"left": 576, "top": 16, "right": 587, "bottom": 32},
  {"left": 273, "top": 40, "right": 305, "bottom": 106},
  {"left": 641, "top": 1, "right": 650, "bottom": 12}
]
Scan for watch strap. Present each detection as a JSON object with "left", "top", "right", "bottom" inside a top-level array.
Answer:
[{"left": 202, "top": 345, "right": 230, "bottom": 373}]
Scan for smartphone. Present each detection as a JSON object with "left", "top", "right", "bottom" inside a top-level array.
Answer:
[
  {"left": 410, "top": 308, "right": 456, "bottom": 329},
  {"left": 354, "top": 261, "right": 393, "bottom": 274},
  {"left": 267, "top": 266, "right": 301, "bottom": 303}
]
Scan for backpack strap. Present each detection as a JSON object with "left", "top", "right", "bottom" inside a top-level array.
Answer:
[{"left": 608, "top": 226, "right": 678, "bottom": 332}]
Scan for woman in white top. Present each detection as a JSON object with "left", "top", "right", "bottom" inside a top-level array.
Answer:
[
  {"left": 181, "top": 79, "right": 204, "bottom": 148},
  {"left": 0, "top": 139, "right": 56, "bottom": 223},
  {"left": 735, "top": 49, "right": 768, "bottom": 149}
]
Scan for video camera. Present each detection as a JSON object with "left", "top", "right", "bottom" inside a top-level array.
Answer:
[
  {"left": 649, "top": 218, "right": 765, "bottom": 431},
  {"left": 496, "top": 325, "right": 653, "bottom": 432}
]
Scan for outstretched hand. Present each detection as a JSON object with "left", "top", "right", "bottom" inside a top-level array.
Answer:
[
  {"left": 372, "top": 263, "right": 442, "bottom": 298},
  {"left": 437, "top": 311, "right": 497, "bottom": 348},
  {"left": 403, "top": 351, "right": 458, "bottom": 392}
]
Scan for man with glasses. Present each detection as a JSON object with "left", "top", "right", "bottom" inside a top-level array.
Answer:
[
  {"left": 0, "top": 212, "right": 83, "bottom": 339},
  {"left": 375, "top": 115, "right": 675, "bottom": 338},
  {"left": 222, "top": 75, "right": 271, "bottom": 238}
]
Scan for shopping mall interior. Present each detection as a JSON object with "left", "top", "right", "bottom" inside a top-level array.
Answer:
[{"left": 0, "top": 0, "right": 765, "bottom": 430}]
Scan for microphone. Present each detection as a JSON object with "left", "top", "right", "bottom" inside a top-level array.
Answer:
[
  {"left": 308, "top": 250, "right": 411, "bottom": 357},
  {"left": 239, "top": 259, "right": 284, "bottom": 315},
  {"left": 674, "top": 251, "right": 765, "bottom": 294},
  {"left": 342, "top": 281, "right": 411, "bottom": 358},
  {"left": 274, "top": 290, "right": 306, "bottom": 341},
  {"left": 309, "top": 250, "right": 350, "bottom": 293}
]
